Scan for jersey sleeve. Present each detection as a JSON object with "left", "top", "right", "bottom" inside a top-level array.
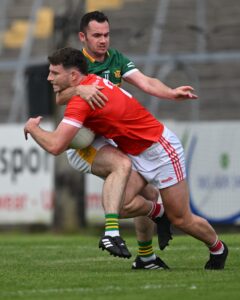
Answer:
[
  {"left": 116, "top": 50, "right": 138, "bottom": 78},
  {"left": 63, "top": 96, "right": 91, "bottom": 128}
]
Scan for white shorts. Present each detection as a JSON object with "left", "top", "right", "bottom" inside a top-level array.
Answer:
[
  {"left": 66, "top": 136, "right": 113, "bottom": 173},
  {"left": 128, "top": 126, "right": 186, "bottom": 189}
]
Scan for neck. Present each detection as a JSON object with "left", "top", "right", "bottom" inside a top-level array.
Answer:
[
  {"left": 96, "top": 56, "right": 105, "bottom": 62},
  {"left": 78, "top": 74, "right": 87, "bottom": 84},
  {"left": 83, "top": 47, "right": 106, "bottom": 62}
]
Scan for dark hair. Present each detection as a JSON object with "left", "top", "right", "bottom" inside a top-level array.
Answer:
[
  {"left": 48, "top": 47, "right": 88, "bottom": 75},
  {"left": 80, "top": 11, "right": 109, "bottom": 32}
]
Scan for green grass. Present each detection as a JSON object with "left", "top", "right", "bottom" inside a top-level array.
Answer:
[{"left": 0, "top": 232, "right": 239, "bottom": 300}]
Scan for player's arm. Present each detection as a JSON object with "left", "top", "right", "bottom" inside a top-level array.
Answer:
[
  {"left": 24, "top": 116, "right": 79, "bottom": 155},
  {"left": 56, "top": 85, "right": 108, "bottom": 109},
  {"left": 124, "top": 69, "right": 198, "bottom": 100}
]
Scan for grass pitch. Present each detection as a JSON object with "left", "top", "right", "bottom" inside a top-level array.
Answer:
[{"left": 0, "top": 232, "right": 239, "bottom": 300}]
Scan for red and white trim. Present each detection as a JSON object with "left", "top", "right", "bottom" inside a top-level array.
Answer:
[
  {"left": 158, "top": 135, "right": 184, "bottom": 183},
  {"left": 62, "top": 118, "right": 83, "bottom": 128}
]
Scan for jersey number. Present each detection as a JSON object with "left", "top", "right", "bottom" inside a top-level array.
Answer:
[
  {"left": 103, "top": 79, "right": 114, "bottom": 89},
  {"left": 103, "top": 78, "right": 133, "bottom": 99}
]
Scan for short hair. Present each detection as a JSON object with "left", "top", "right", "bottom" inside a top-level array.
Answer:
[
  {"left": 48, "top": 47, "right": 88, "bottom": 75},
  {"left": 80, "top": 11, "right": 109, "bottom": 32}
]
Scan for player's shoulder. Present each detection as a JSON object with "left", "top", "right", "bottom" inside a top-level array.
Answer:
[{"left": 108, "top": 48, "right": 128, "bottom": 59}]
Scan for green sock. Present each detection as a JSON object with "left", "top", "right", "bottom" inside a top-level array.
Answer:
[
  {"left": 138, "top": 240, "right": 156, "bottom": 262},
  {"left": 105, "top": 213, "right": 120, "bottom": 237}
]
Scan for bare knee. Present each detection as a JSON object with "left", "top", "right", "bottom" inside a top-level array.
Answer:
[
  {"left": 169, "top": 211, "right": 194, "bottom": 230},
  {"left": 109, "top": 153, "right": 132, "bottom": 175},
  {"left": 140, "top": 184, "right": 159, "bottom": 202},
  {"left": 119, "top": 201, "right": 136, "bottom": 218},
  {"left": 119, "top": 195, "right": 151, "bottom": 218},
  {"left": 118, "top": 155, "right": 132, "bottom": 173},
  {"left": 92, "top": 146, "right": 132, "bottom": 177},
  {"left": 170, "top": 216, "right": 186, "bottom": 229}
]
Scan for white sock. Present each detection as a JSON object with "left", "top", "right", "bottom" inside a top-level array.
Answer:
[
  {"left": 140, "top": 254, "right": 157, "bottom": 262},
  {"left": 105, "top": 230, "right": 119, "bottom": 237}
]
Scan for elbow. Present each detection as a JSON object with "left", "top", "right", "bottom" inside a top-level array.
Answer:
[
  {"left": 50, "top": 149, "right": 61, "bottom": 156},
  {"left": 48, "top": 144, "right": 65, "bottom": 156}
]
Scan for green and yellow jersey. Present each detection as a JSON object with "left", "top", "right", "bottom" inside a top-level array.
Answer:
[{"left": 82, "top": 48, "right": 138, "bottom": 86}]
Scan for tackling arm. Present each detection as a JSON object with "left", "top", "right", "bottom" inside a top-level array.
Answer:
[
  {"left": 124, "top": 70, "right": 198, "bottom": 100},
  {"left": 56, "top": 85, "right": 108, "bottom": 109},
  {"left": 56, "top": 87, "right": 76, "bottom": 105}
]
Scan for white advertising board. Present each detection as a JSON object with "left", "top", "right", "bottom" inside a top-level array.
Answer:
[
  {"left": 0, "top": 123, "right": 54, "bottom": 225},
  {"left": 170, "top": 121, "right": 240, "bottom": 224},
  {"left": 85, "top": 121, "right": 240, "bottom": 224},
  {"left": 85, "top": 174, "right": 104, "bottom": 223}
]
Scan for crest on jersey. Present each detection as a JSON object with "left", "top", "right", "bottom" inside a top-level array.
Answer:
[{"left": 114, "top": 70, "right": 121, "bottom": 78}]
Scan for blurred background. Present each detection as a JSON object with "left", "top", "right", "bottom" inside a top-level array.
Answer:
[{"left": 0, "top": 0, "right": 240, "bottom": 232}]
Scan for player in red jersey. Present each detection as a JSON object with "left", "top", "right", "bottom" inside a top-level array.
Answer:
[
  {"left": 24, "top": 47, "right": 228, "bottom": 270},
  {"left": 63, "top": 73, "right": 164, "bottom": 153}
]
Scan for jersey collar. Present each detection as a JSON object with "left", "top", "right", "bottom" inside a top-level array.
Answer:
[{"left": 82, "top": 48, "right": 110, "bottom": 63}]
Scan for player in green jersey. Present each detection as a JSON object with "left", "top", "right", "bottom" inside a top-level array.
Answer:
[
  {"left": 81, "top": 47, "right": 136, "bottom": 86},
  {"left": 56, "top": 11, "right": 197, "bottom": 269}
]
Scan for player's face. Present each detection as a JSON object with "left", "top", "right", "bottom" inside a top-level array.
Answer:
[
  {"left": 79, "top": 20, "right": 110, "bottom": 61},
  {"left": 47, "top": 64, "right": 71, "bottom": 93}
]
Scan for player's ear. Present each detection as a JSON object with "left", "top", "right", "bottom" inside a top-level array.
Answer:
[
  {"left": 71, "top": 70, "right": 77, "bottom": 81},
  {"left": 70, "top": 69, "right": 81, "bottom": 82},
  {"left": 79, "top": 32, "right": 85, "bottom": 42}
]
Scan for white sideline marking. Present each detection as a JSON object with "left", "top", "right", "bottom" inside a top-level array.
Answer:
[
  {"left": 0, "top": 284, "right": 197, "bottom": 297},
  {"left": 143, "top": 284, "right": 194, "bottom": 289}
]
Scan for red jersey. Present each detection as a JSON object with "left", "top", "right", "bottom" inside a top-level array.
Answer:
[{"left": 63, "top": 74, "right": 164, "bottom": 155}]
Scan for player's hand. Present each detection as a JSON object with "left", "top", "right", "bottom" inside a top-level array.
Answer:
[
  {"left": 172, "top": 86, "right": 198, "bottom": 100},
  {"left": 76, "top": 85, "right": 108, "bottom": 110},
  {"left": 24, "top": 116, "right": 42, "bottom": 140}
]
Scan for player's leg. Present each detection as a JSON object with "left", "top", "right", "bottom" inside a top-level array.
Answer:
[
  {"left": 67, "top": 139, "right": 131, "bottom": 258},
  {"left": 132, "top": 216, "right": 169, "bottom": 270},
  {"left": 156, "top": 127, "right": 228, "bottom": 269},
  {"left": 78, "top": 140, "right": 168, "bottom": 259},
  {"left": 127, "top": 126, "right": 228, "bottom": 269},
  {"left": 117, "top": 170, "right": 170, "bottom": 269},
  {"left": 93, "top": 145, "right": 132, "bottom": 214},
  {"left": 133, "top": 184, "right": 158, "bottom": 244},
  {"left": 132, "top": 184, "right": 169, "bottom": 269},
  {"left": 134, "top": 185, "right": 157, "bottom": 247},
  {"left": 120, "top": 169, "right": 172, "bottom": 250},
  {"left": 67, "top": 139, "right": 169, "bottom": 262},
  {"left": 141, "top": 184, "right": 172, "bottom": 251},
  {"left": 160, "top": 179, "right": 216, "bottom": 242},
  {"left": 160, "top": 179, "right": 228, "bottom": 269},
  {"left": 89, "top": 143, "right": 132, "bottom": 258},
  {"left": 93, "top": 148, "right": 169, "bottom": 264}
]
